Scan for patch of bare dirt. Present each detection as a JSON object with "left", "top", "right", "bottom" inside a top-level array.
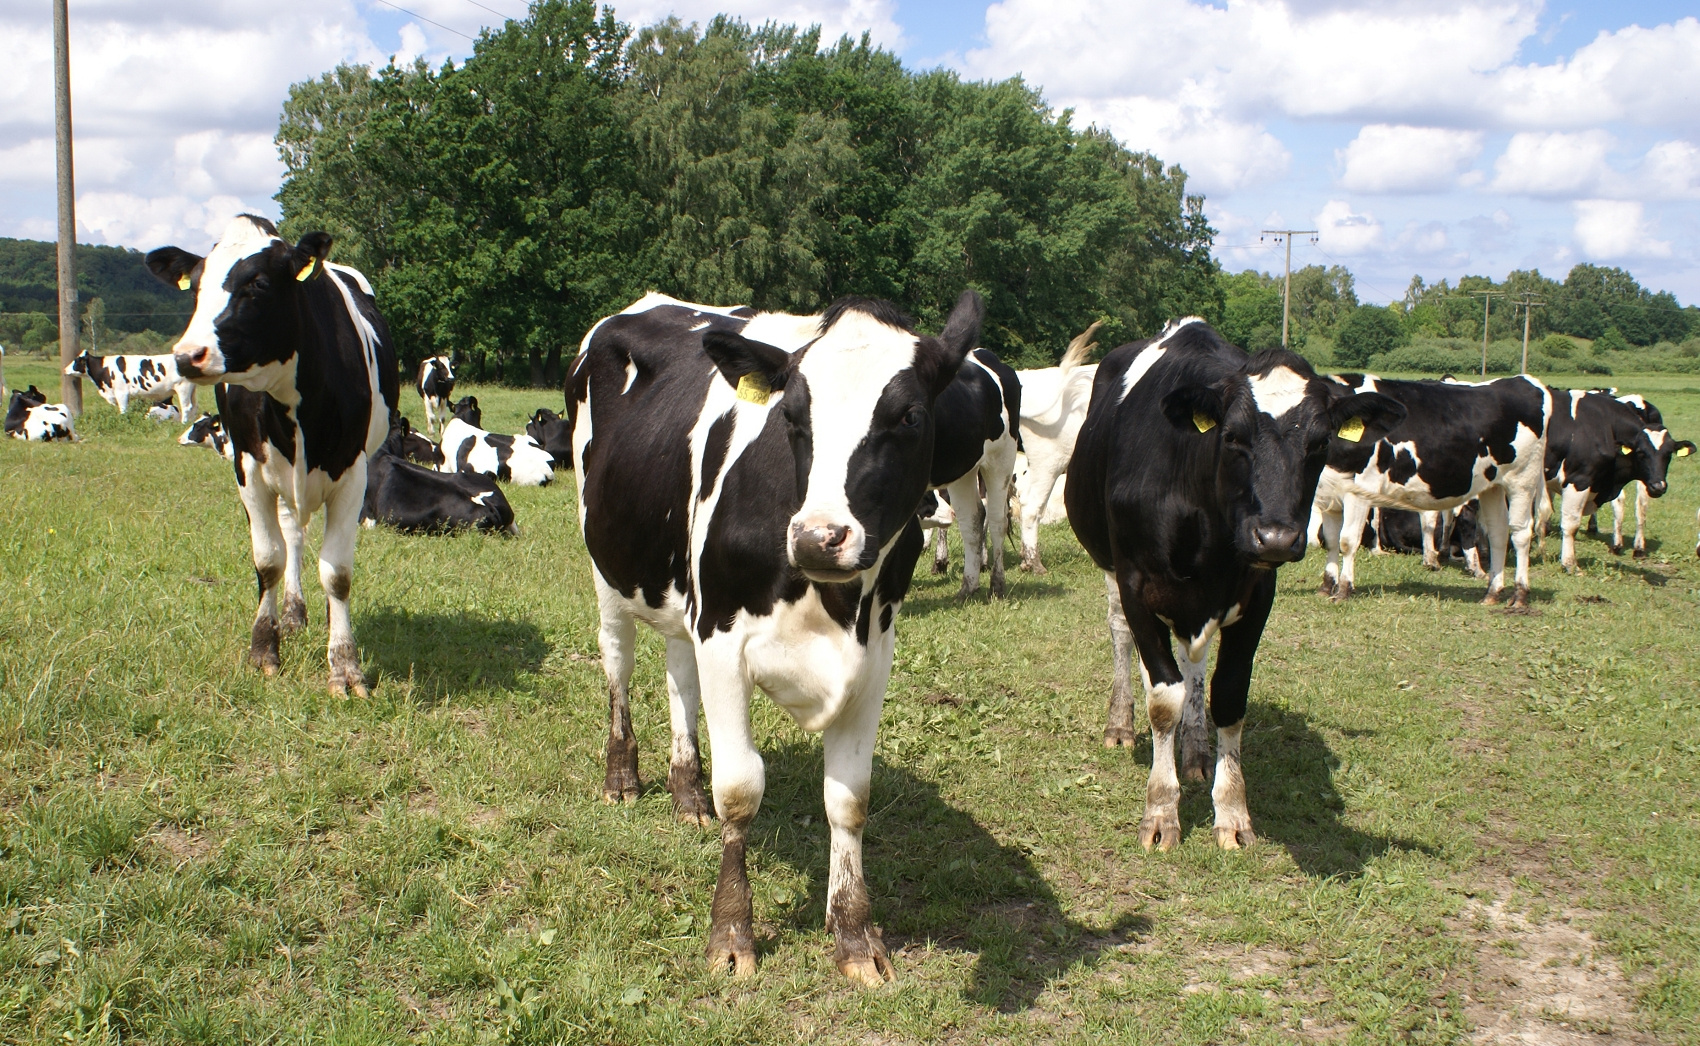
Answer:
[{"left": 148, "top": 825, "right": 215, "bottom": 864}]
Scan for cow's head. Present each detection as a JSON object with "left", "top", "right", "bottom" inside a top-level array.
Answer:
[
  {"left": 701, "top": 292, "right": 982, "bottom": 582},
  {"left": 1164, "top": 349, "right": 1405, "bottom": 565},
  {"left": 1612, "top": 394, "right": 1693, "bottom": 498},
  {"left": 145, "top": 215, "right": 333, "bottom": 392}
]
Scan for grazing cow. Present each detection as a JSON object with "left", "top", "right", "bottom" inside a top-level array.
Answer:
[
  {"left": 179, "top": 412, "right": 235, "bottom": 460},
  {"left": 915, "top": 489, "right": 956, "bottom": 553},
  {"left": 451, "top": 396, "right": 481, "bottom": 427},
  {"left": 416, "top": 355, "right": 456, "bottom": 435},
  {"left": 927, "top": 346, "right": 1022, "bottom": 597},
  {"left": 1313, "top": 374, "right": 1551, "bottom": 608},
  {"left": 5, "top": 385, "right": 76, "bottom": 442},
  {"left": 1536, "top": 389, "right": 1693, "bottom": 571},
  {"left": 64, "top": 350, "right": 198, "bottom": 421},
  {"left": 146, "top": 214, "right": 399, "bottom": 696},
  {"left": 525, "top": 407, "right": 574, "bottom": 468},
  {"left": 363, "top": 446, "right": 517, "bottom": 534},
  {"left": 571, "top": 290, "right": 982, "bottom": 984},
  {"left": 438, "top": 417, "right": 554, "bottom": 486},
  {"left": 1067, "top": 318, "right": 1404, "bottom": 850},
  {"left": 1014, "top": 322, "right": 1100, "bottom": 573}
]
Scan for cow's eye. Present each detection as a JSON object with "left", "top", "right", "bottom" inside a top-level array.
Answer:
[{"left": 901, "top": 407, "right": 924, "bottom": 429}]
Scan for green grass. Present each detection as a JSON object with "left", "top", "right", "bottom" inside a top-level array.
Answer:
[{"left": 4, "top": 356, "right": 1700, "bottom": 1044}]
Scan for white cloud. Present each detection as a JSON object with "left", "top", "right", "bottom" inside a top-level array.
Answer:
[
  {"left": 1490, "top": 130, "right": 1617, "bottom": 197},
  {"left": 1337, "top": 125, "right": 1483, "bottom": 193},
  {"left": 1394, "top": 220, "right": 1451, "bottom": 254},
  {"left": 1075, "top": 97, "right": 1289, "bottom": 193},
  {"left": 1639, "top": 140, "right": 1700, "bottom": 200},
  {"left": 1572, "top": 200, "right": 1671, "bottom": 259},
  {"left": 75, "top": 193, "right": 272, "bottom": 252},
  {"left": 1315, "top": 199, "right": 1383, "bottom": 253}
]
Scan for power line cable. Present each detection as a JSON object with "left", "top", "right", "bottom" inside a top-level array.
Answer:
[
  {"left": 462, "top": 0, "right": 521, "bottom": 20},
  {"left": 370, "top": 0, "right": 477, "bottom": 41}
]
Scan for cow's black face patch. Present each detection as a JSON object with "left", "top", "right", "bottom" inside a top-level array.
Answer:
[{"left": 841, "top": 370, "right": 936, "bottom": 569}]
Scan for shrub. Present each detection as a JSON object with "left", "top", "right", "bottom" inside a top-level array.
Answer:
[
  {"left": 1577, "top": 357, "right": 1612, "bottom": 375},
  {"left": 1541, "top": 334, "right": 1575, "bottom": 359},
  {"left": 1594, "top": 326, "right": 1630, "bottom": 354},
  {"left": 1680, "top": 337, "right": 1700, "bottom": 359},
  {"left": 1334, "top": 306, "right": 1407, "bottom": 366}
]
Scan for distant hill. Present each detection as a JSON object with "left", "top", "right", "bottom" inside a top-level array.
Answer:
[{"left": 0, "top": 237, "right": 190, "bottom": 336}]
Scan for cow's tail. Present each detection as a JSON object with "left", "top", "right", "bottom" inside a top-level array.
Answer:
[
  {"left": 1025, "top": 321, "right": 1101, "bottom": 428},
  {"left": 1059, "top": 321, "right": 1101, "bottom": 375}
]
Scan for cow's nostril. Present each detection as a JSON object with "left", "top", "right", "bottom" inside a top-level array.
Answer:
[
  {"left": 191, "top": 348, "right": 211, "bottom": 367},
  {"left": 823, "top": 525, "right": 849, "bottom": 549}
]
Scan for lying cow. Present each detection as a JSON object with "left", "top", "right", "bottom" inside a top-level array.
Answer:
[
  {"left": 386, "top": 416, "right": 444, "bottom": 466},
  {"left": 1313, "top": 373, "right": 1551, "bottom": 608},
  {"left": 64, "top": 350, "right": 198, "bottom": 421},
  {"left": 179, "top": 412, "right": 234, "bottom": 459},
  {"left": 438, "top": 417, "right": 554, "bottom": 486},
  {"left": 927, "top": 347, "right": 1022, "bottom": 597},
  {"left": 526, "top": 407, "right": 573, "bottom": 468},
  {"left": 1014, "top": 322, "right": 1099, "bottom": 573},
  {"left": 363, "top": 443, "right": 517, "bottom": 534},
  {"left": 416, "top": 355, "right": 456, "bottom": 435},
  {"left": 147, "top": 214, "right": 399, "bottom": 696},
  {"left": 5, "top": 385, "right": 76, "bottom": 441},
  {"left": 451, "top": 395, "right": 481, "bottom": 427},
  {"left": 1067, "top": 318, "right": 1403, "bottom": 849},
  {"left": 571, "top": 290, "right": 982, "bottom": 985}
]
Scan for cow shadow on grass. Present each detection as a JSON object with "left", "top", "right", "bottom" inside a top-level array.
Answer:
[
  {"left": 357, "top": 607, "right": 547, "bottom": 701},
  {"left": 750, "top": 739, "right": 1147, "bottom": 1012},
  {"left": 1373, "top": 577, "right": 1556, "bottom": 606}
]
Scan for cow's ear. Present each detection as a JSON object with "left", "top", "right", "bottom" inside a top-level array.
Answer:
[
  {"left": 1161, "top": 384, "right": 1227, "bottom": 434},
  {"left": 702, "top": 329, "right": 792, "bottom": 397},
  {"left": 1330, "top": 390, "right": 1405, "bottom": 445},
  {"left": 146, "top": 246, "right": 203, "bottom": 291},
  {"left": 292, "top": 232, "right": 333, "bottom": 282},
  {"left": 914, "top": 290, "right": 985, "bottom": 398},
  {"left": 1674, "top": 440, "right": 1696, "bottom": 459}
]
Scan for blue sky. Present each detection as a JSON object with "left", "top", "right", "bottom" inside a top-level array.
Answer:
[{"left": 2, "top": 0, "right": 1697, "bottom": 306}]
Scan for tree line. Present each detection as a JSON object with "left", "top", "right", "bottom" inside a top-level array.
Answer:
[{"left": 274, "top": 0, "right": 1219, "bottom": 383}]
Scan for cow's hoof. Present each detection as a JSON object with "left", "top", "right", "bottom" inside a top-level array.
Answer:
[
  {"left": 671, "top": 789, "right": 713, "bottom": 827},
  {"left": 1424, "top": 561, "right": 1440, "bottom": 572},
  {"left": 1608, "top": 543, "right": 1623, "bottom": 556},
  {"left": 280, "top": 594, "right": 308, "bottom": 634},
  {"left": 603, "top": 771, "right": 640, "bottom": 805},
  {"left": 954, "top": 582, "right": 978, "bottom": 601},
  {"left": 1317, "top": 577, "right": 1336, "bottom": 597},
  {"left": 1481, "top": 589, "right": 1503, "bottom": 606},
  {"left": 1138, "top": 808, "right": 1181, "bottom": 852},
  {"left": 931, "top": 559, "right": 948, "bottom": 576},
  {"left": 706, "top": 931, "right": 756, "bottom": 978},
  {"left": 1214, "top": 821, "right": 1257, "bottom": 850},
  {"left": 1329, "top": 581, "right": 1354, "bottom": 603},
  {"left": 1563, "top": 561, "right": 1578, "bottom": 575},
  {"left": 1633, "top": 548, "right": 1648, "bottom": 560},
  {"left": 259, "top": 661, "right": 279, "bottom": 678},
  {"left": 1020, "top": 549, "right": 1047, "bottom": 575},
  {"left": 834, "top": 921, "right": 893, "bottom": 987},
  {"left": 1508, "top": 586, "right": 1532, "bottom": 610},
  {"left": 1103, "top": 723, "right": 1139, "bottom": 748},
  {"left": 989, "top": 575, "right": 1007, "bottom": 599}
]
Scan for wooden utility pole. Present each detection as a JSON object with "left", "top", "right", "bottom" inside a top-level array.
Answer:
[
  {"left": 53, "top": 0, "right": 82, "bottom": 415},
  {"left": 1261, "top": 228, "right": 1318, "bottom": 348},
  {"left": 1514, "top": 295, "right": 1545, "bottom": 375},
  {"left": 1470, "top": 290, "right": 1502, "bottom": 377}
]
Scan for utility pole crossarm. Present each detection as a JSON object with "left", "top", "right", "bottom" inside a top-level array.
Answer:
[{"left": 1261, "top": 229, "right": 1318, "bottom": 349}]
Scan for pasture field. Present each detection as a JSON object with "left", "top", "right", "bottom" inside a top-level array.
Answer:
[{"left": 3, "top": 357, "right": 1700, "bottom": 1045}]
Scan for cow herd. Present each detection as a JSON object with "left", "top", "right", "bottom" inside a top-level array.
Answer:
[{"left": 9, "top": 214, "right": 1697, "bottom": 987}]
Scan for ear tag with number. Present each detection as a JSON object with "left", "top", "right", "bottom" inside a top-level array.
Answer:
[
  {"left": 1620, "top": 444, "right": 1633, "bottom": 456},
  {"left": 1192, "top": 412, "right": 1216, "bottom": 433},
  {"left": 737, "top": 372, "right": 771, "bottom": 405},
  {"left": 1679, "top": 446, "right": 1692, "bottom": 457},
  {"left": 1337, "top": 417, "right": 1366, "bottom": 443},
  {"left": 177, "top": 275, "right": 191, "bottom": 291},
  {"left": 296, "top": 259, "right": 316, "bottom": 282}
]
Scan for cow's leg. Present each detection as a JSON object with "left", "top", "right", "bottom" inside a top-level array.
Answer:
[
  {"left": 319, "top": 471, "right": 368, "bottom": 696},
  {"left": 823, "top": 670, "right": 893, "bottom": 987},
  {"left": 1318, "top": 502, "right": 1343, "bottom": 596},
  {"left": 1607, "top": 492, "right": 1626, "bottom": 554},
  {"left": 931, "top": 505, "right": 951, "bottom": 574},
  {"left": 664, "top": 637, "right": 712, "bottom": 826},
  {"left": 1437, "top": 508, "right": 1456, "bottom": 566},
  {"left": 697, "top": 643, "right": 763, "bottom": 978},
  {"left": 979, "top": 449, "right": 1016, "bottom": 598},
  {"left": 1535, "top": 487, "right": 1553, "bottom": 554},
  {"left": 1019, "top": 463, "right": 1058, "bottom": 575},
  {"left": 594, "top": 575, "right": 640, "bottom": 803},
  {"left": 1120, "top": 578, "right": 1186, "bottom": 852},
  {"left": 1505, "top": 481, "right": 1535, "bottom": 608},
  {"left": 1177, "top": 631, "right": 1214, "bottom": 783},
  {"left": 239, "top": 484, "right": 287, "bottom": 677},
  {"left": 1477, "top": 487, "right": 1511, "bottom": 604},
  {"left": 1632, "top": 482, "right": 1650, "bottom": 559},
  {"left": 176, "top": 383, "right": 197, "bottom": 424},
  {"left": 1102, "top": 573, "right": 1139, "bottom": 748},
  {"left": 1366, "top": 508, "right": 1384, "bottom": 555},
  {"left": 1559, "top": 486, "right": 1587, "bottom": 573},
  {"left": 947, "top": 475, "right": 985, "bottom": 597},
  {"left": 278, "top": 500, "right": 308, "bottom": 633},
  {"left": 1420, "top": 510, "right": 1441, "bottom": 569},
  {"left": 1208, "top": 571, "right": 1275, "bottom": 850},
  {"left": 1333, "top": 496, "right": 1371, "bottom": 602},
  {"left": 421, "top": 397, "right": 436, "bottom": 437}
]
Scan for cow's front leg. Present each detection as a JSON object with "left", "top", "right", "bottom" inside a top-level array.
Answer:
[
  {"left": 278, "top": 500, "right": 308, "bottom": 633},
  {"left": 824, "top": 677, "right": 893, "bottom": 987},
  {"left": 1121, "top": 582, "right": 1185, "bottom": 851},
  {"left": 1632, "top": 482, "right": 1650, "bottom": 559},
  {"left": 931, "top": 516, "right": 951, "bottom": 574},
  {"left": 1559, "top": 486, "right": 1587, "bottom": 573},
  {"left": 1018, "top": 465, "right": 1055, "bottom": 574},
  {"left": 1207, "top": 572, "right": 1274, "bottom": 849},
  {"left": 1477, "top": 487, "right": 1511, "bottom": 604},
  {"left": 1333, "top": 495, "right": 1370, "bottom": 601},
  {"left": 1505, "top": 480, "right": 1536, "bottom": 607},
  {"left": 664, "top": 637, "right": 712, "bottom": 826},
  {"left": 320, "top": 471, "right": 368, "bottom": 696},
  {"left": 1317, "top": 501, "right": 1344, "bottom": 596},
  {"left": 1178, "top": 631, "right": 1214, "bottom": 783},
  {"left": 1419, "top": 510, "right": 1441, "bottom": 569},
  {"left": 1102, "top": 574, "right": 1139, "bottom": 747},
  {"left": 698, "top": 644, "right": 762, "bottom": 977},
  {"left": 947, "top": 475, "right": 984, "bottom": 597},
  {"left": 239, "top": 484, "right": 287, "bottom": 676},
  {"left": 980, "top": 450, "right": 1017, "bottom": 598},
  {"left": 1609, "top": 492, "right": 1626, "bottom": 554},
  {"left": 593, "top": 575, "right": 639, "bottom": 803}
]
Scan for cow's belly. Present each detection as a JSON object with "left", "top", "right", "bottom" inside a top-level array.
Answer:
[
  {"left": 737, "top": 601, "right": 895, "bottom": 733},
  {"left": 603, "top": 581, "right": 690, "bottom": 640},
  {"left": 248, "top": 447, "right": 347, "bottom": 517}
]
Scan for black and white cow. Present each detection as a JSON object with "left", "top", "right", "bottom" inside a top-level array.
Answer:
[
  {"left": 1312, "top": 374, "right": 1551, "bottom": 608},
  {"left": 450, "top": 395, "right": 481, "bottom": 427},
  {"left": 179, "top": 411, "right": 235, "bottom": 459},
  {"left": 146, "top": 214, "right": 399, "bottom": 695},
  {"left": 363, "top": 445, "right": 516, "bottom": 534},
  {"left": 1067, "top": 318, "right": 1404, "bottom": 850},
  {"left": 926, "top": 346, "right": 1021, "bottom": 597},
  {"left": 416, "top": 355, "right": 456, "bottom": 435},
  {"left": 5, "top": 385, "right": 76, "bottom": 441},
  {"left": 571, "top": 290, "right": 982, "bottom": 984},
  {"left": 438, "top": 417, "right": 554, "bottom": 486},
  {"left": 525, "top": 407, "right": 574, "bottom": 468},
  {"left": 1536, "top": 388, "right": 1693, "bottom": 571},
  {"left": 385, "top": 415, "right": 444, "bottom": 466},
  {"left": 64, "top": 350, "right": 199, "bottom": 421},
  {"left": 1014, "top": 322, "right": 1100, "bottom": 574},
  {"left": 915, "top": 489, "right": 956, "bottom": 554},
  {"left": 1604, "top": 394, "right": 1693, "bottom": 560}
]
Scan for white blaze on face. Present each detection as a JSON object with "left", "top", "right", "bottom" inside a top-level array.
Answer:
[
  {"left": 174, "top": 216, "right": 281, "bottom": 380},
  {"left": 1247, "top": 365, "right": 1311, "bottom": 420}
]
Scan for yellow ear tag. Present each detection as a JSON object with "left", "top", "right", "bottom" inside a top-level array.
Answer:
[
  {"left": 1192, "top": 412, "right": 1215, "bottom": 433},
  {"left": 296, "top": 259, "right": 316, "bottom": 282},
  {"left": 1679, "top": 446, "right": 1692, "bottom": 457},
  {"left": 736, "top": 372, "right": 771, "bottom": 405},
  {"left": 1337, "top": 417, "right": 1366, "bottom": 443},
  {"left": 1620, "top": 444, "right": 1633, "bottom": 456},
  {"left": 177, "top": 275, "right": 191, "bottom": 291}
]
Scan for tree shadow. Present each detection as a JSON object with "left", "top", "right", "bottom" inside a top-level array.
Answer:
[
  {"left": 356, "top": 607, "right": 547, "bottom": 701},
  {"left": 751, "top": 739, "right": 1144, "bottom": 1012}
]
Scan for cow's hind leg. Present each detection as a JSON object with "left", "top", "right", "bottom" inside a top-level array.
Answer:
[
  {"left": 594, "top": 575, "right": 640, "bottom": 803},
  {"left": 824, "top": 674, "right": 893, "bottom": 986},
  {"left": 241, "top": 487, "right": 287, "bottom": 676},
  {"left": 1420, "top": 511, "right": 1441, "bottom": 569},
  {"left": 947, "top": 475, "right": 985, "bottom": 597},
  {"left": 1178, "top": 632, "right": 1214, "bottom": 782},
  {"left": 1559, "top": 487, "right": 1587, "bottom": 574},
  {"left": 1333, "top": 496, "right": 1371, "bottom": 602},
  {"left": 320, "top": 471, "right": 368, "bottom": 696},
  {"left": 278, "top": 500, "right": 308, "bottom": 633},
  {"left": 1477, "top": 487, "right": 1511, "bottom": 604},
  {"left": 1632, "top": 482, "right": 1650, "bottom": 559},
  {"left": 1019, "top": 465, "right": 1057, "bottom": 574},
  {"left": 979, "top": 445, "right": 1017, "bottom": 598},
  {"left": 1207, "top": 571, "right": 1274, "bottom": 849},
  {"left": 1121, "top": 580, "right": 1186, "bottom": 851},
  {"left": 664, "top": 637, "right": 712, "bottom": 826},
  {"left": 1102, "top": 574, "right": 1139, "bottom": 747},
  {"left": 1318, "top": 501, "right": 1344, "bottom": 596},
  {"left": 1609, "top": 493, "right": 1626, "bottom": 554},
  {"left": 698, "top": 644, "right": 763, "bottom": 977}
]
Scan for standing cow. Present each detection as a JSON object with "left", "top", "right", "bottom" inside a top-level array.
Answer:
[
  {"left": 64, "top": 350, "right": 199, "bottom": 421},
  {"left": 147, "top": 214, "right": 399, "bottom": 695},
  {"left": 571, "top": 290, "right": 982, "bottom": 984},
  {"left": 416, "top": 356, "right": 456, "bottom": 435},
  {"left": 1067, "top": 319, "right": 1403, "bottom": 849},
  {"left": 1014, "top": 322, "right": 1100, "bottom": 574}
]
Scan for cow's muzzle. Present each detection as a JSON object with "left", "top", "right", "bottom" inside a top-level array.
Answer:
[
  {"left": 1646, "top": 479, "right": 1668, "bottom": 497},
  {"left": 789, "top": 518, "right": 865, "bottom": 582},
  {"left": 1250, "top": 523, "right": 1306, "bottom": 564},
  {"left": 174, "top": 347, "right": 224, "bottom": 381}
]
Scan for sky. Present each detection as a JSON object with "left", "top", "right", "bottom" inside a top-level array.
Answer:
[{"left": 1, "top": 0, "right": 1697, "bottom": 306}]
